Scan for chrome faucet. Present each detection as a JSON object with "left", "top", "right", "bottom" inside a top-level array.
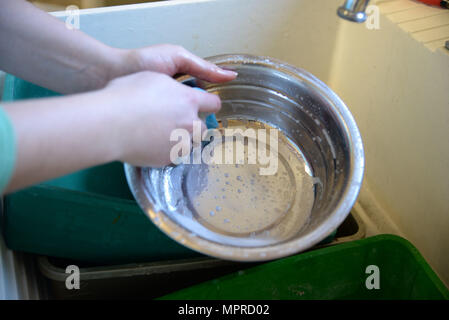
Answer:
[{"left": 338, "top": 0, "right": 371, "bottom": 23}]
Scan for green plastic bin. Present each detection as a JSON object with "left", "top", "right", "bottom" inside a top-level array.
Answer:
[{"left": 160, "top": 235, "right": 449, "bottom": 300}]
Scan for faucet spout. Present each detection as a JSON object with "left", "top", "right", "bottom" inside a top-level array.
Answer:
[{"left": 338, "top": 0, "right": 371, "bottom": 23}]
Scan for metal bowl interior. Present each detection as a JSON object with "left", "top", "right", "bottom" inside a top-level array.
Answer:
[{"left": 125, "top": 54, "right": 364, "bottom": 261}]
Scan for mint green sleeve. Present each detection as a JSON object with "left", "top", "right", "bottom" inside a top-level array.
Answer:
[{"left": 0, "top": 106, "right": 16, "bottom": 194}]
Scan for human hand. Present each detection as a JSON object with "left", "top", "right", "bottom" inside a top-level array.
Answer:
[
  {"left": 103, "top": 70, "right": 220, "bottom": 167},
  {"left": 112, "top": 44, "right": 237, "bottom": 84}
]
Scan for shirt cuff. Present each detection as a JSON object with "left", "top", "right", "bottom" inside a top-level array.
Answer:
[{"left": 0, "top": 106, "right": 16, "bottom": 194}]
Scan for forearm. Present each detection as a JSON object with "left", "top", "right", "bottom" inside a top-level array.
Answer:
[
  {"left": 1, "top": 69, "right": 228, "bottom": 194},
  {"left": 0, "top": 0, "right": 129, "bottom": 94},
  {"left": 2, "top": 91, "right": 122, "bottom": 193}
]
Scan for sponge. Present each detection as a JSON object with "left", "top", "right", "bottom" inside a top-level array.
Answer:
[{"left": 204, "top": 113, "right": 219, "bottom": 130}]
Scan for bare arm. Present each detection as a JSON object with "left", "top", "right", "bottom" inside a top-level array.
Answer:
[
  {"left": 0, "top": 0, "right": 236, "bottom": 94},
  {"left": 2, "top": 71, "right": 221, "bottom": 193},
  {"left": 2, "top": 91, "right": 121, "bottom": 191},
  {"left": 0, "top": 0, "right": 237, "bottom": 194},
  {"left": 0, "top": 0, "right": 124, "bottom": 93}
]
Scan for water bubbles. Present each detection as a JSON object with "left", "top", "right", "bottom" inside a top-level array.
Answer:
[{"left": 181, "top": 118, "right": 315, "bottom": 237}]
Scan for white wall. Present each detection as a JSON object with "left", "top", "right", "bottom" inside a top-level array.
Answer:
[
  {"left": 56, "top": 0, "right": 342, "bottom": 82},
  {"left": 329, "top": 2, "right": 449, "bottom": 285}
]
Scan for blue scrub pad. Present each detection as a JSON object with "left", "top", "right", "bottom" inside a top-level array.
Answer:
[{"left": 205, "top": 113, "right": 219, "bottom": 130}]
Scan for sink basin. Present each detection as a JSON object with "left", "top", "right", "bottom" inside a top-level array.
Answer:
[
  {"left": 1, "top": 0, "right": 448, "bottom": 298},
  {"left": 55, "top": 0, "right": 449, "bottom": 288},
  {"left": 51, "top": 0, "right": 447, "bottom": 285}
]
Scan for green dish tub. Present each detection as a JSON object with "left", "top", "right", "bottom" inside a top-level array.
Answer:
[
  {"left": 160, "top": 235, "right": 449, "bottom": 300},
  {"left": 1, "top": 166, "right": 203, "bottom": 264}
]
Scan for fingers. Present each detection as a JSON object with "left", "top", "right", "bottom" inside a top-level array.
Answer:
[
  {"left": 185, "top": 119, "right": 206, "bottom": 149},
  {"left": 124, "top": 44, "right": 238, "bottom": 83},
  {"left": 191, "top": 88, "right": 221, "bottom": 113},
  {"left": 200, "top": 120, "right": 207, "bottom": 133},
  {"left": 172, "top": 46, "right": 238, "bottom": 83}
]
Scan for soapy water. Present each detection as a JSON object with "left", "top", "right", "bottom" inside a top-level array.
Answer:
[{"left": 173, "top": 119, "right": 316, "bottom": 237}]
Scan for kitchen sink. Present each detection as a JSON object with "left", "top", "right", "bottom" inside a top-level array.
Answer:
[{"left": 1, "top": 0, "right": 448, "bottom": 298}]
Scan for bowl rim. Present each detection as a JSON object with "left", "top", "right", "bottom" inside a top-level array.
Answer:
[{"left": 124, "top": 54, "right": 365, "bottom": 261}]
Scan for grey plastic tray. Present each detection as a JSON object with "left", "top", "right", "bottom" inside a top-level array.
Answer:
[{"left": 38, "top": 211, "right": 365, "bottom": 299}]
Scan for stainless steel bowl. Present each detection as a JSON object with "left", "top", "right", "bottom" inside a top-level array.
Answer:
[{"left": 125, "top": 54, "right": 364, "bottom": 261}]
